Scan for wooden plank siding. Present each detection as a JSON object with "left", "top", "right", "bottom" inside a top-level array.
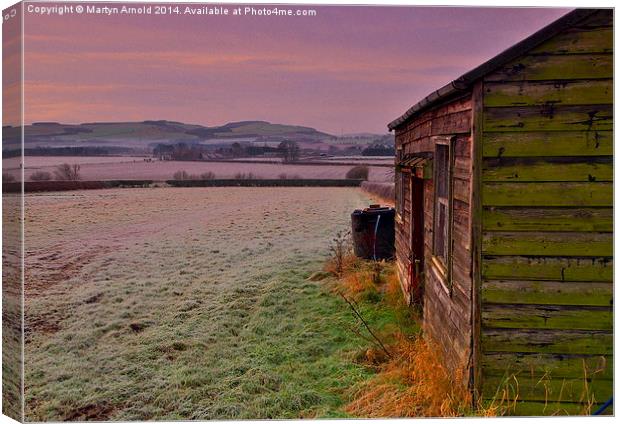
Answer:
[
  {"left": 479, "top": 10, "right": 613, "bottom": 414},
  {"left": 394, "top": 95, "right": 475, "bottom": 375}
]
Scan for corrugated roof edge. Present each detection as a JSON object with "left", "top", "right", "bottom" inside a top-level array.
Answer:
[{"left": 387, "top": 8, "right": 603, "bottom": 131}]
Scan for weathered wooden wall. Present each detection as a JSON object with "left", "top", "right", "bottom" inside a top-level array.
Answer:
[
  {"left": 395, "top": 169, "right": 412, "bottom": 298},
  {"left": 395, "top": 96, "right": 474, "bottom": 372},
  {"left": 479, "top": 10, "right": 613, "bottom": 414}
]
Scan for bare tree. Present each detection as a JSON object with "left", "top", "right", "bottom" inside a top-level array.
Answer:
[
  {"left": 278, "top": 140, "right": 300, "bottom": 163},
  {"left": 173, "top": 170, "right": 190, "bottom": 180},
  {"left": 54, "top": 164, "right": 81, "bottom": 181},
  {"left": 200, "top": 171, "right": 216, "bottom": 180},
  {"left": 329, "top": 230, "right": 352, "bottom": 277},
  {"left": 231, "top": 142, "right": 244, "bottom": 158}
]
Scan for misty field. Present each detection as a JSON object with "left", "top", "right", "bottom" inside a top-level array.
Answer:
[
  {"left": 8, "top": 156, "right": 393, "bottom": 182},
  {"left": 22, "top": 187, "right": 397, "bottom": 420}
]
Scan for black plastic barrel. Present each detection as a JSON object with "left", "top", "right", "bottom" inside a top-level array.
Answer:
[{"left": 351, "top": 205, "right": 395, "bottom": 260}]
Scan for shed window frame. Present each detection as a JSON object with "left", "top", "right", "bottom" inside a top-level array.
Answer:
[{"left": 432, "top": 136, "right": 455, "bottom": 291}]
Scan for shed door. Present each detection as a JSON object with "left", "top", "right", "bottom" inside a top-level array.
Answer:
[{"left": 409, "top": 176, "right": 424, "bottom": 304}]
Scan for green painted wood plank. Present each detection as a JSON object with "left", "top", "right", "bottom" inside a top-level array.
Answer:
[
  {"left": 482, "top": 157, "right": 613, "bottom": 182},
  {"left": 482, "top": 207, "right": 613, "bottom": 232},
  {"left": 482, "top": 232, "right": 612, "bottom": 257},
  {"left": 529, "top": 27, "right": 613, "bottom": 55},
  {"left": 482, "top": 352, "right": 613, "bottom": 380},
  {"left": 482, "top": 256, "right": 613, "bottom": 282},
  {"left": 483, "top": 375, "right": 612, "bottom": 403},
  {"left": 506, "top": 400, "right": 612, "bottom": 416},
  {"left": 484, "top": 80, "right": 612, "bottom": 107},
  {"left": 482, "top": 280, "right": 612, "bottom": 306},
  {"left": 483, "top": 182, "right": 612, "bottom": 207},
  {"left": 484, "top": 54, "right": 612, "bottom": 82},
  {"left": 482, "top": 329, "right": 612, "bottom": 355},
  {"left": 482, "top": 304, "right": 612, "bottom": 330},
  {"left": 484, "top": 104, "right": 612, "bottom": 132},
  {"left": 482, "top": 131, "right": 612, "bottom": 158}
]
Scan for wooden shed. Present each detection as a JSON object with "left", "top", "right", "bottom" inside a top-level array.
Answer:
[{"left": 388, "top": 8, "right": 612, "bottom": 415}]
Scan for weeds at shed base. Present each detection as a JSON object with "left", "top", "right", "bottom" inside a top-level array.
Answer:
[
  {"left": 326, "top": 256, "right": 498, "bottom": 417},
  {"left": 345, "top": 335, "right": 474, "bottom": 417}
]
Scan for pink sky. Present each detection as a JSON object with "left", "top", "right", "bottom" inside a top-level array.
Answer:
[{"left": 20, "top": 3, "right": 570, "bottom": 134}]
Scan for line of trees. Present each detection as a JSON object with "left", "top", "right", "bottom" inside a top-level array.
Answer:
[
  {"left": 153, "top": 143, "right": 204, "bottom": 161},
  {"left": 361, "top": 144, "right": 395, "bottom": 156},
  {"left": 153, "top": 140, "right": 302, "bottom": 162}
]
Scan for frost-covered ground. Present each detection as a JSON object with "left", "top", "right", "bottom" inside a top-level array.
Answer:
[{"left": 24, "top": 187, "right": 379, "bottom": 420}]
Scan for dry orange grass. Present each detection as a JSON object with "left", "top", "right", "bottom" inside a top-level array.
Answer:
[
  {"left": 327, "top": 255, "right": 393, "bottom": 301},
  {"left": 324, "top": 253, "right": 358, "bottom": 280},
  {"left": 340, "top": 266, "right": 377, "bottom": 300},
  {"left": 383, "top": 265, "right": 405, "bottom": 307},
  {"left": 346, "top": 334, "right": 475, "bottom": 418},
  {"left": 360, "top": 182, "right": 395, "bottom": 206},
  {"left": 330, "top": 260, "right": 489, "bottom": 418}
]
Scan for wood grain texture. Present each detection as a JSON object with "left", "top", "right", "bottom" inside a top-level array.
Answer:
[
  {"left": 482, "top": 256, "right": 613, "bottom": 282},
  {"left": 482, "top": 280, "right": 612, "bottom": 306},
  {"left": 529, "top": 27, "right": 612, "bottom": 55},
  {"left": 396, "top": 97, "right": 472, "bottom": 138},
  {"left": 482, "top": 328, "right": 613, "bottom": 355},
  {"left": 482, "top": 131, "right": 612, "bottom": 158},
  {"left": 482, "top": 375, "right": 612, "bottom": 402},
  {"left": 482, "top": 182, "right": 612, "bottom": 207},
  {"left": 482, "top": 157, "right": 612, "bottom": 182},
  {"left": 484, "top": 54, "right": 612, "bottom": 82},
  {"left": 484, "top": 104, "right": 612, "bottom": 132},
  {"left": 482, "top": 352, "right": 612, "bottom": 379},
  {"left": 482, "top": 304, "right": 612, "bottom": 330},
  {"left": 481, "top": 231, "right": 612, "bottom": 257},
  {"left": 484, "top": 80, "right": 612, "bottom": 108},
  {"left": 482, "top": 207, "right": 613, "bottom": 232}
]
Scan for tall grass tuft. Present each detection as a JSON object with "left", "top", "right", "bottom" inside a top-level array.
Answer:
[{"left": 345, "top": 335, "right": 474, "bottom": 417}]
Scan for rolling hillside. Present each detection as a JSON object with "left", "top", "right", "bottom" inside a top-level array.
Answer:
[{"left": 2, "top": 120, "right": 335, "bottom": 152}]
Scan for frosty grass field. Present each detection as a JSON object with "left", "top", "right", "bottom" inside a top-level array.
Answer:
[{"left": 21, "top": 187, "right": 397, "bottom": 420}]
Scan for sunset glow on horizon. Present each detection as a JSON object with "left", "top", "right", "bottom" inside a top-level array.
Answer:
[{"left": 19, "top": 3, "right": 570, "bottom": 134}]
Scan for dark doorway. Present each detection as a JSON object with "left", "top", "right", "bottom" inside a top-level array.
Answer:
[{"left": 409, "top": 176, "right": 424, "bottom": 305}]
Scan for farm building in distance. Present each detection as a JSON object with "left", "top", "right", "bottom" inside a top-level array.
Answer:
[{"left": 388, "top": 9, "right": 612, "bottom": 415}]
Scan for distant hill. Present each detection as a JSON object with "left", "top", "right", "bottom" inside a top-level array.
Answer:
[
  {"left": 2, "top": 120, "right": 335, "bottom": 152},
  {"left": 185, "top": 121, "right": 332, "bottom": 140}
]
